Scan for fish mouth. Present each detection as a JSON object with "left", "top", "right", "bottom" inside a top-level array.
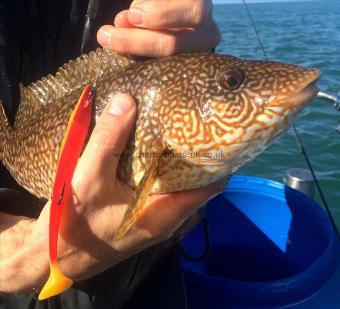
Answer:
[
  {"left": 281, "top": 81, "right": 319, "bottom": 108},
  {"left": 270, "top": 68, "right": 320, "bottom": 108}
]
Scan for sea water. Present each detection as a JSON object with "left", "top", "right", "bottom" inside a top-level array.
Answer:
[{"left": 213, "top": 0, "right": 340, "bottom": 228}]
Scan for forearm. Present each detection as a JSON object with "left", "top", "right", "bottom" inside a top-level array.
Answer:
[
  {"left": 0, "top": 201, "right": 134, "bottom": 293},
  {"left": 0, "top": 211, "right": 48, "bottom": 293},
  {"left": 0, "top": 203, "right": 100, "bottom": 293}
]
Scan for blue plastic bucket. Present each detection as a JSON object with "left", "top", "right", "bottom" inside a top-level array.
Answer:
[{"left": 181, "top": 176, "right": 340, "bottom": 308}]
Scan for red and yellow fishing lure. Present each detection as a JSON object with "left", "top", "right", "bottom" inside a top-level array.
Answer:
[{"left": 38, "top": 85, "right": 94, "bottom": 300}]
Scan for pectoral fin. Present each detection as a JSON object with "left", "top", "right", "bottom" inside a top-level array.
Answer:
[{"left": 114, "top": 144, "right": 163, "bottom": 240}]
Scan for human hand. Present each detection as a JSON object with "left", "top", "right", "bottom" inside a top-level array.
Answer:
[
  {"left": 97, "top": 0, "right": 220, "bottom": 57},
  {"left": 0, "top": 93, "right": 226, "bottom": 293},
  {"left": 55, "top": 93, "right": 225, "bottom": 281}
]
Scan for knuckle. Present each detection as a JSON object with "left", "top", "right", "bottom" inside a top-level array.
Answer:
[
  {"left": 157, "top": 10, "right": 171, "bottom": 27},
  {"left": 158, "top": 36, "right": 178, "bottom": 56},
  {"left": 92, "top": 121, "right": 116, "bottom": 146},
  {"left": 119, "top": 40, "right": 130, "bottom": 54},
  {"left": 191, "top": 0, "right": 207, "bottom": 25},
  {"left": 112, "top": 31, "right": 130, "bottom": 53}
]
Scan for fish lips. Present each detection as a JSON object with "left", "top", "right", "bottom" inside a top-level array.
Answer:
[
  {"left": 279, "top": 82, "right": 319, "bottom": 109},
  {"left": 269, "top": 68, "right": 320, "bottom": 109}
]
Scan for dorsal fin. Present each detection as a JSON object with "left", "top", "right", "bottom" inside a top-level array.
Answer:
[
  {"left": 0, "top": 101, "right": 10, "bottom": 129},
  {"left": 16, "top": 48, "right": 134, "bottom": 123},
  {"left": 0, "top": 100, "right": 11, "bottom": 161}
]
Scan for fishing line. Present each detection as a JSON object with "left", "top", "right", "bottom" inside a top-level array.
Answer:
[
  {"left": 292, "top": 126, "right": 339, "bottom": 234},
  {"left": 242, "top": 0, "right": 268, "bottom": 60},
  {"left": 242, "top": 0, "right": 339, "bottom": 237}
]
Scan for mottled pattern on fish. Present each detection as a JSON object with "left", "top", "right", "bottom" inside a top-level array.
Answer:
[{"left": 0, "top": 48, "right": 319, "bottom": 199}]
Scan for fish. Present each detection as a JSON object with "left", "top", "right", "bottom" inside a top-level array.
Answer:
[{"left": 0, "top": 48, "right": 320, "bottom": 250}]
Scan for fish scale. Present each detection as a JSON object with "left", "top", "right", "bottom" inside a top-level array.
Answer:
[{"left": 0, "top": 48, "right": 320, "bottom": 238}]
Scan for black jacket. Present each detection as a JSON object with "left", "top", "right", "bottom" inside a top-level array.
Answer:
[
  {"left": 0, "top": 1, "right": 186, "bottom": 308},
  {"left": 0, "top": 0, "right": 127, "bottom": 121}
]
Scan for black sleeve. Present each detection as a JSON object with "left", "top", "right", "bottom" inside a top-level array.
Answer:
[{"left": 0, "top": 0, "right": 130, "bottom": 122}]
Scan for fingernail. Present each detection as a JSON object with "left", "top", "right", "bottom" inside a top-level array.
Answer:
[
  {"left": 98, "top": 28, "right": 112, "bottom": 46},
  {"left": 108, "top": 94, "right": 133, "bottom": 116},
  {"left": 128, "top": 7, "right": 144, "bottom": 25}
]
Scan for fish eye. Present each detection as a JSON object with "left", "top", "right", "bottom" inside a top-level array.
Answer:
[{"left": 219, "top": 68, "right": 245, "bottom": 90}]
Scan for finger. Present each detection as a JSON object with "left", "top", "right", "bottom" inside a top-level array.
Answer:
[
  {"left": 128, "top": 0, "right": 212, "bottom": 29},
  {"left": 77, "top": 93, "right": 136, "bottom": 177},
  {"left": 139, "top": 177, "right": 228, "bottom": 239},
  {"left": 114, "top": 10, "right": 135, "bottom": 28},
  {"left": 159, "top": 177, "right": 228, "bottom": 224},
  {"left": 97, "top": 24, "right": 220, "bottom": 57}
]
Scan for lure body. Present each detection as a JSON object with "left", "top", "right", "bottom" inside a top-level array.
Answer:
[{"left": 38, "top": 85, "right": 94, "bottom": 300}]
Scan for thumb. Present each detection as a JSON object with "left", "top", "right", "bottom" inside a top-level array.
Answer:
[{"left": 78, "top": 93, "right": 137, "bottom": 177}]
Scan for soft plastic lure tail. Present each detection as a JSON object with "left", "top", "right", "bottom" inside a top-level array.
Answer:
[{"left": 38, "top": 85, "right": 94, "bottom": 300}]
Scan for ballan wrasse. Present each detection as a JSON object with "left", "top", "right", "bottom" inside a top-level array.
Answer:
[{"left": 0, "top": 49, "right": 320, "bottom": 297}]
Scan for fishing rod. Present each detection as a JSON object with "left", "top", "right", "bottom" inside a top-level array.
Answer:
[{"left": 242, "top": 0, "right": 340, "bottom": 237}]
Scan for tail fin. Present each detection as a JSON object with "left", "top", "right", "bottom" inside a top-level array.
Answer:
[{"left": 38, "top": 262, "right": 73, "bottom": 300}]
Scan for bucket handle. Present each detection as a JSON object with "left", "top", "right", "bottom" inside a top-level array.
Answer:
[{"left": 180, "top": 212, "right": 211, "bottom": 262}]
